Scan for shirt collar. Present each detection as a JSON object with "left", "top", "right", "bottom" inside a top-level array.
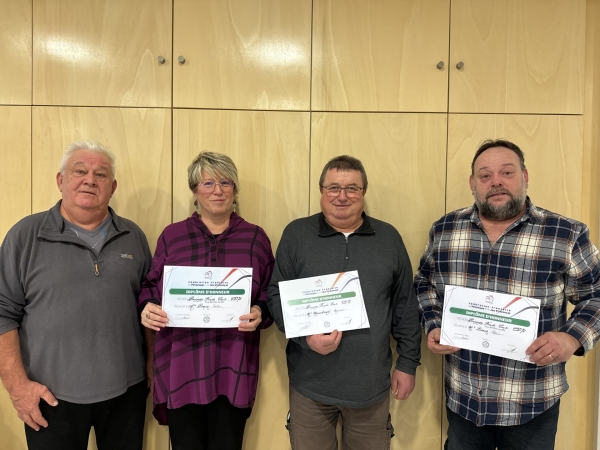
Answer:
[{"left": 317, "top": 212, "right": 375, "bottom": 236}]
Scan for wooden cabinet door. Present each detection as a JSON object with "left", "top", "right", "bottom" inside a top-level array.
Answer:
[
  {"left": 447, "top": 113, "right": 590, "bottom": 449},
  {"left": 31, "top": 106, "right": 173, "bottom": 253},
  {"left": 449, "top": 0, "right": 585, "bottom": 114},
  {"left": 173, "top": 0, "right": 312, "bottom": 110},
  {"left": 311, "top": 112, "right": 448, "bottom": 450},
  {"left": 0, "top": 0, "right": 31, "bottom": 105},
  {"left": 33, "top": 0, "right": 172, "bottom": 107},
  {"left": 312, "top": 0, "right": 450, "bottom": 112}
]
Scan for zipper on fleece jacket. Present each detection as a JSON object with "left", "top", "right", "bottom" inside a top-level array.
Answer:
[{"left": 87, "top": 250, "right": 100, "bottom": 276}]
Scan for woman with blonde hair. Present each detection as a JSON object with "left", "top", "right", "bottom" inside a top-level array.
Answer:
[{"left": 139, "top": 152, "right": 274, "bottom": 450}]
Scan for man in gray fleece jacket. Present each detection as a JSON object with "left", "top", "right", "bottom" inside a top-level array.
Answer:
[
  {"left": 267, "top": 155, "right": 421, "bottom": 450},
  {"left": 0, "top": 141, "right": 152, "bottom": 450}
]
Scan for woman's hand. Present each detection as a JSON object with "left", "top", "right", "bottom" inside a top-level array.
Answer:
[
  {"left": 238, "top": 305, "right": 262, "bottom": 332},
  {"left": 141, "top": 304, "right": 169, "bottom": 331}
]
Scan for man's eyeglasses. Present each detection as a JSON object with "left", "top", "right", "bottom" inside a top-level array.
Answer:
[
  {"left": 198, "top": 180, "right": 235, "bottom": 192},
  {"left": 321, "top": 185, "right": 364, "bottom": 198}
]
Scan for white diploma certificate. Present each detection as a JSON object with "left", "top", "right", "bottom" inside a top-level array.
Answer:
[
  {"left": 440, "top": 285, "right": 541, "bottom": 362},
  {"left": 162, "top": 266, "right": 252, "bottom": 328},
  {"left": 278, "top": 271, "right": 370, "bottom": 339}
]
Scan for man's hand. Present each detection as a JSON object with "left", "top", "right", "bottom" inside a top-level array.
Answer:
[
  {"left": 526, "top": 331, "right": 581, "bottom": 366},
  {"left": 239, "top": 305, "right": 262, "bottom": 332},
  {"left": 391, "top": 369, "right": 415, "bottom": 400},
  {"left": 141, "top": 303, "right": 168, "bottom": 331},
  {"left": 427, "top": 328, "right": 460, "bottom": 354},
  {"left": 306, "top": 330, "right": 343, "bottom": 355},
  {"left": 9, "top": 380, "right": 57, "bottom": 431}
]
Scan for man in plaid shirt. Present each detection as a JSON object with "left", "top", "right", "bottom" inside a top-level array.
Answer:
[{"left": 414, "top": 139, "right": 600, "bottom": 450}]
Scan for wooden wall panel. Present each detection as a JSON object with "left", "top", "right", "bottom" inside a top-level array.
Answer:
[
  {"left": 0, "top": 381, "right": 27, "bottom": 450},
  {"left": 0, "top": 0, "right": 31, "bottom": 105},
  {"left": 0, "top": 106, "right": 31, "bottom": 241},
  {"left": 447, "top": 113, "right": 588, "bottom": 450},
  {"left": 173, "top": 0, "right": 312, "bottom": 110},
  {"left": 310, "top": 112, "right": 447, "bottom": 450},
  {"left": 173, "top": 109, "right": 310, "bottom": 450},
  {"left": 312, "top": 0, "right": 449, "bottom": 112},
  {"left": 449, "top": 0, "right": 585, "bottom": 114},
  {"left": 33, "top": 0, "right": 172, "bottom": 107},
  {"left": 31, "top": 106, "right": 172, "bottom": 253},
  {"left": 581, "top": 1, "right": 600, "bottom": 448},
  {"left": 173, "top": 109, "right": 310, "bottom": 248},
  {"left": 446, "top": 114, "right": 583, "bottom": 219}
]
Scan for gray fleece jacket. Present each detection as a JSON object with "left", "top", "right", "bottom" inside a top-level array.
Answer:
[
  {"left": 0, "top": 201, "right": 152, "bottom": 403},
  {"left": 267, "top": 213, "right": 421, "bottom": 408}
]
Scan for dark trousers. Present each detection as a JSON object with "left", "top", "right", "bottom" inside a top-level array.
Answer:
[
  {"left": 445, "top": 400, "right": 560, "bottom": 450},
  {"left": 166, "top": 395, "right": 251, "bottom": 450},
  {"left": 24, "top": 380, "right": 147, "bottom": 450}
]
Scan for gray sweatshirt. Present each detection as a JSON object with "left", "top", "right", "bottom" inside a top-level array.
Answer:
[
  {"left": 0, "top": 201, "right": 152, "bottom": 403},
  {"left": 267, "top": 213, "right": 421, "bottom": 408}
]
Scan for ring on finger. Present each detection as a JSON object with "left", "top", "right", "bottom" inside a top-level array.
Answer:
[
  {"left": 548, "top": 353, "right": 553, "bottom": 360},
  {"left": 146, "top": 313, "right": 150, "bottom": 319}
]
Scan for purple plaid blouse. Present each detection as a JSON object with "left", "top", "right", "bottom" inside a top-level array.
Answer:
[{"left": 138, "top": 212, "right": 274, "bottom": 424}]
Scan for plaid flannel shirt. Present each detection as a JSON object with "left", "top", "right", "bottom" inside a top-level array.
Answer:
[{"left": 414, "top": 200, "right": 600, "bottom": 426}]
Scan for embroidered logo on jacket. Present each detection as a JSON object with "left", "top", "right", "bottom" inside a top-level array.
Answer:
[{"left": 120, "top": 254, "right": 134, "bottom": 259}]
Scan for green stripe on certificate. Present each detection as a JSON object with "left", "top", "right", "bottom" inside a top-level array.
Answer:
[
  {"left": 287, "top": 291, "right": 356, "bottom": 306},
  {"left": 449, "top": 307, "right": 530, "bottom": 327},
  {"left": 169, "top": 289, "right": 246, "bottom": 295}
]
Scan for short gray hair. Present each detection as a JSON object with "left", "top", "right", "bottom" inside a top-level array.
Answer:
[
  {"left": 59, "top": 141, "right": 116, "bottom": 177},
  {"left": 188, "top": 152, "right": 239, "bottom": 194}
]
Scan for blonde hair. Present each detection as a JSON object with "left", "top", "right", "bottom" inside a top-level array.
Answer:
[{"left": 188, "top": 152, "right": 239, "bottom": 194}]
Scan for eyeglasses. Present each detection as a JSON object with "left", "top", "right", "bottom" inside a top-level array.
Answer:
[
  {"left": 198, "top": 180, "right": 235, "bottom": 192},
  {"left": 321, "top": 185, "right": 364, "bottom": 198}
]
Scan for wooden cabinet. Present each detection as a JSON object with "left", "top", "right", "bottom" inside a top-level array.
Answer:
[
  {"left": 33, "top": 0, "right": 172, "bottom": 107},
  {"left": 0, "top": 0, "right": 31, "bottom": 105},
  {"left": 449, "top": 0, "right": 585, "bottom": 114},
  {"left": 312, "top": 0, "right": 584, "bottom": 114},
  {"left": 173, "top": 0, "right": 312, "bottom": 110},
  {"left": 31, "top": 106, "right": 173, "bottom": 252},
  {"left": 312, "top": 0, "right": 450, "bottom": 112}
]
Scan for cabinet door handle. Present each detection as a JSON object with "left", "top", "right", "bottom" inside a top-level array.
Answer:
[
  {"left": 178, "top": 55, "right": 186, "bottom": 64},
  {"left": 436, "top": 61, "right": 444, "bottom": 70},
  {"left": 157, "top": 55, "right": 166, "bottom": 65},
  {"left": 456, "top": 61, "right": 464, "bottom": 70}
]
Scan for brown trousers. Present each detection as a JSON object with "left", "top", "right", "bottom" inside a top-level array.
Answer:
[{"left": 287, "top": 386, "right": 394, "bottom": 450}]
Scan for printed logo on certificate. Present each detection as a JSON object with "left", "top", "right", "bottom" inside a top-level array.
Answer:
[
  {"left": 440, "top": 285, "right": 541, "bottom": 362},
  {"left": 162, "top": 266, "right": 252, "bottom": 328},
  {"left": 278, "top": 271, "right": 370, "bottom": 339}
]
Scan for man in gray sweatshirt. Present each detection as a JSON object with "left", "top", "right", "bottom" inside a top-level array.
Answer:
[
  {"left": 267, "top": 155, "right": 421, "bottom": 450},
  {"left": 0, "top": 141, "right": 152, "bottom": 450}
]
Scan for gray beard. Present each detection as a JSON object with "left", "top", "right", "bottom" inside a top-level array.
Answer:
[{"left": 476, "top": 191, "right": 527, "bottom": 221}]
